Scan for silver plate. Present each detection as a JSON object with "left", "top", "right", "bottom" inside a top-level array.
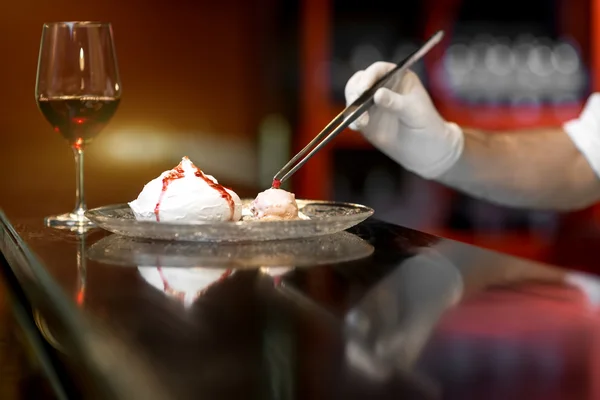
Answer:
[{"left": 85, "top": 200, "right": 374, "bottom": 242}]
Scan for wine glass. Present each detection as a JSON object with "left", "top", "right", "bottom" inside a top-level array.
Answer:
[{"left": 35, "top": 21, "right": 121, "bottom": 228}]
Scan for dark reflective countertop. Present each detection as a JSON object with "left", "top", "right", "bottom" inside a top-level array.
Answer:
[{"left": 1, "top": 211, "right": 599, "bottom": 399}]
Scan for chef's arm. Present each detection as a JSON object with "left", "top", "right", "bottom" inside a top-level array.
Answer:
[
  {"left": 437, "top": 124, "right": 600, "bottom": 210},
  {"left": 345, "top": 64, "right": 600, "bottom": 211}
]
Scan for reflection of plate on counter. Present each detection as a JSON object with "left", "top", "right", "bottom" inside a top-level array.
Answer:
[
  {"left": 85, "top": 200, "right": 373, "bottom": 242},
  {"left": 87, "top": 230, "right": 375, "bottom": 269}
]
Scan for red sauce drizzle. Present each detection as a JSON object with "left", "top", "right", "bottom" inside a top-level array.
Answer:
[
  {"left": 272, "top": 178, "right": 281, "bottom": 189},
  {"left": 192, "top": 167, "right": 236, "bottom": 221},
  {"left": 153, "top": 157, "right": 236, "bottom": 221},
  {"left": 156, "top": 267, "right": 233, "bottom": 301},
  {"left": 154, "top": 165, "right": 185, "bottom": 221}
]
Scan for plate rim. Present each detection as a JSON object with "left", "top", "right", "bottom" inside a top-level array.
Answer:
[{"left": 85, "top": 199, "right": 374, "bottom": 228}]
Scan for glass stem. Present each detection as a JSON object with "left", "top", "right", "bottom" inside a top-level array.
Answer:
[{"left": 72, "top": 146, "right": 86, "bottom": 218}]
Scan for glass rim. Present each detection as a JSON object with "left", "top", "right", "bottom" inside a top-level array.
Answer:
[{"left": 43, "top": 21, "right": 111, "bottom": 28}]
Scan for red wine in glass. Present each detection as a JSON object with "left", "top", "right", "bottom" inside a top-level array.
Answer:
[
  {"left": 35, "top": 22, "right": 122, "bottom": 229},
  {"left": 37, "top": 96, "right": 120, "bottom": 147}
]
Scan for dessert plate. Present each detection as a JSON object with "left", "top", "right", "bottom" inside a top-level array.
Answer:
[{"left": 85, "top": 199, "right": 374, "bottom": 242}]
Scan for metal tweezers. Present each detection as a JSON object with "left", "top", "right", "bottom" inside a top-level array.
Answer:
[{"left": 272, "top": 30, "right": 445, "bottom": 187}]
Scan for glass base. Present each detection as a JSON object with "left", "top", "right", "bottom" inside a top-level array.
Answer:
[{"left": 44, "top": 212, "right": 96, "bottom": 231}]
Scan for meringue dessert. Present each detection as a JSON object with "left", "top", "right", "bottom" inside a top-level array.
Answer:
[
  {"left": 138, "top": 267, "right": 233, "bottom": 307},
  {"left": 249, "top": 187, "right": 300, "bottom": 220},
  {"left": 129, "top": 157, "right": 242, "bottom": 223}
]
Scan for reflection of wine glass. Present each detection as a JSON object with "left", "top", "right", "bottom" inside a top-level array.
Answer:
[
  {"left": 35, "top": 22, "right": 122, "bottom": 228},
  {"left": 33, "top": 226, "right": 89, "bottom": 354},
  {"left": 74, "top": 227, "right": 87, "bottom": 306}
]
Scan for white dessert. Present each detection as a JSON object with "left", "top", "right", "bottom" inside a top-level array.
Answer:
[
  {"left": 259, "top": 266, "right": 294, "bottom": 277},
  {"left": 129, "top": 156, "right": 242, "bottom": 223},
  {"left": 138, "top": 267, "right": 233, "bottom": 307},
  {"left": 250, "top": 187, "right": 299, "bottom": 220}
]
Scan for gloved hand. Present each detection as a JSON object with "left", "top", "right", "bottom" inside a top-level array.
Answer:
[{"left": 344, "top": 61, "right": 464, "bottom": 179}]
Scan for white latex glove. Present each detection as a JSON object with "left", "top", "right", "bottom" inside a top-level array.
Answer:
[{"left": 345, "top": 62, "right": 464, "bottom": 179}]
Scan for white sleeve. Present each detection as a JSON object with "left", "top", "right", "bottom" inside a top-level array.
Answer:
[{"left": 563, "top": 93, "right": 600, "bottom": 178}]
